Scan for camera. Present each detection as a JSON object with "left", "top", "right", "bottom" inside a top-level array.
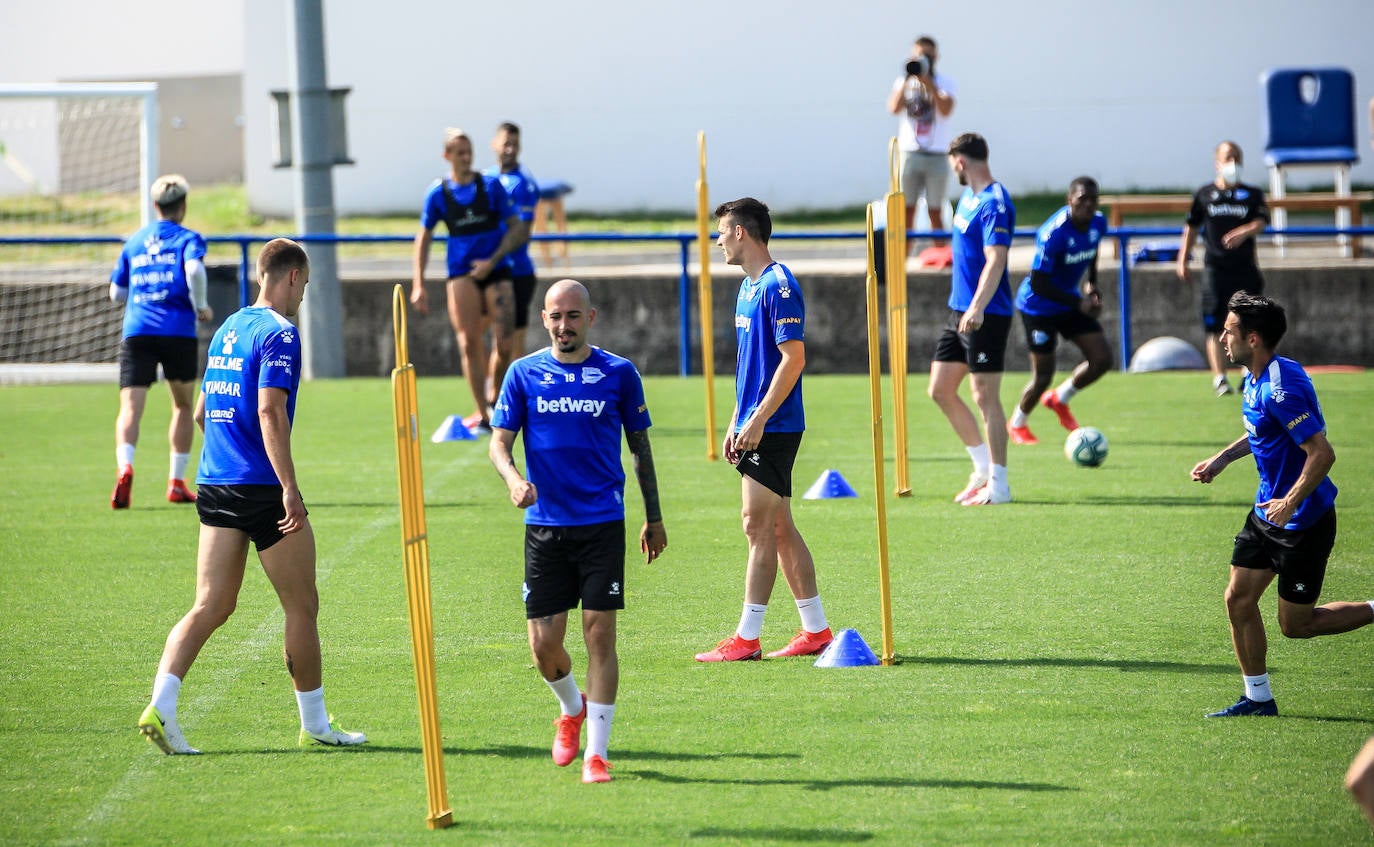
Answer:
[{"left": 905, "top": 55, "right": 930, "bottom": 77}]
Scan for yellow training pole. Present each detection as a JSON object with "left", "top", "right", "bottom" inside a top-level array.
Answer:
[
  {"left": 390, "top": 285, "right": 454, "bottom": 830},
  {"left": 865, "top": 208, "right": 896, "bottom": 666},
  {"left": 696, "top": 131, "right": 719, "bottom": 460},
  {"left": 885, "top": 138, "right": 911, "bottom": 496}
]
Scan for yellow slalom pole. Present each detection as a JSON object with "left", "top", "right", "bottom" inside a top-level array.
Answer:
[
  {"left": 390, "top": 285, "right": 454, "bottom": 830},
  {"left": 696, "top": 131, "right": 719, "bottom": 461},
  {"left": 865, "top": 208, "right": 896, "bottom": 666},
  {"left": 885, "top": 138, "right": 911, "bottom": 496}
]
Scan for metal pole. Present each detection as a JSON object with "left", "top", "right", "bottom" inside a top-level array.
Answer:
[
  {"left": 1116, "top": 234, "right": 1132, "bottom": 370},
  {"left": 678, "top": 238, "right": 692, "bottom": 377},
  {"left": 287, "top": 0, "right": 345, "bottom": 378}
]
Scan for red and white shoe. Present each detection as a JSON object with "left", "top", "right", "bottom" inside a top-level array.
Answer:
[
  {"left": 166, "top": 479, "right": 197, "bottom": 503},
  {"left": 551, "top": 694, "right": 586, "bottom": 767},
  {"left": 694, "top": 634, "right": 762, "bottom": 662},
  {"left": 111, "top": 466, "right": 133, "bottom": 509},
  {"left": 766, "top": 627, "right": 834, "bottom": 658},
  {"left": 963, "top": 483, "right": 1011, "bottom": 506},
  {"left": 954, "top": 472, "right": 989, "bottom": 504},
  {"left": 1040, "top": 391, "right": 1079, "bottom": 432},
  {"left": 581, "top": 754, "right": 612, "bottom": 784},
  {"left": 1007, "top": 423, "right": 1039, "bottom": 445}
]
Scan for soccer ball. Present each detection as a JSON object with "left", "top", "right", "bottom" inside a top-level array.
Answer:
[{"left": 1064, "top": 426, "right": 1108, "bottom": 467}]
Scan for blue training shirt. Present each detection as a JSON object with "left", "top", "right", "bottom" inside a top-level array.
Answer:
[
  {"left": 734, "top": 262, "right": 805, "bottom": 433},
  {"left": 1015, "top": 207, "right": 1107, "bottom": 316},
  {"left": 1241, "top": 356, "right": 1337, "bottom": 529},
  {"left": 492, "top": 346, "right": 652, "bottom": 527},
  {"left": 110, "top": 220, "right": 207, "bottom": 339},
  {"left": 419, "top": 175, "right": 514, "bottom": 279},
  {"left": 949, "top": 182, "right": 1016, "bottom": 316},
  {"left": 483, "top": 164, "right": 538, "bottom": 278},
  {"left": 197, "top": 306, "right": 302, "bottom": 486}
]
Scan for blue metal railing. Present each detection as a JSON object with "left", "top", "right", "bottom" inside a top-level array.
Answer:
[{"left": 3, "top": 226, "right": 1369, "bottom": 375}]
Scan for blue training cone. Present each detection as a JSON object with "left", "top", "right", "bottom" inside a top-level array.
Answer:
[
  {"left": 802, "top": 469, "right": 858, "bottom": 500},
  {"left": 430, "top": 414, "right": 477, "bottom": 443},
  {"left": 814, "top": 628, "right": 880, "bottom": 668}
]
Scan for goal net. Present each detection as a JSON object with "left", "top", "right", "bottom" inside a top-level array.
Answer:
[{"left": 0, "top": 83, "right": 157, "bottom": 384}]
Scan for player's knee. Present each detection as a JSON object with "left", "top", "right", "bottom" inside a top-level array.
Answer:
[
  {"left": 1278, "top": 616, "right": 1316, "bottom": 639},
  {"left": 191, "top": 597, "right": 236, "bottom": 629}
]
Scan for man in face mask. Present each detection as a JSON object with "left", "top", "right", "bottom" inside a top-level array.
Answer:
[{"left": 1177, "top": 141, "right": 1270, "bottom": 397}]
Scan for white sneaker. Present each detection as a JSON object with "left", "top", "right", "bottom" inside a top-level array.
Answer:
[
  {"left": 138, "top": 704, "right": 201, "bottom": 755},
  {"left": 963, "top": 483, "right": 1011, "bottom": 506},
  {"left": 299, "top": 716, "right": 367, "bottom": 747},
  {"left": 954, "top": 472, "right": 990, "bottom": 504}
]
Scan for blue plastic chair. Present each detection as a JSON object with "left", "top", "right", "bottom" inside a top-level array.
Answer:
[{"left": 1261, "top": 67, "right": 1360, "bottom": 254}]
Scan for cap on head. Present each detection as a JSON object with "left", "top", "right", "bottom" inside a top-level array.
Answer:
[{"left": 150, "top": 174, "right": 189, "bottom": 206}]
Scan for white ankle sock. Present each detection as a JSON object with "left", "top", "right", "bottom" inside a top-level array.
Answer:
[
  {"left": 547, "top": 672, "right": 583, "bottom": 716},
  {"left": 585, "top": 701, "right": 615, "bottom": 759},
  {"left": 796, "top": 596, "right": 828, "bottom": 633},
  {"left": 170, "top": 452, "right": 190, "bottom": 481},
  {"left": 1056, "top": 380, "right": 1079, "bottom": 403},
  {"left": 117, "top": 443, "right": 135, "bottom": 469},
  {"left": 1009, "top": 407, "right": 1028, "bottom": 427},
  {"left": 989, "top": 464, "right": 1008, "bottom": 488},
  {"left": 151, "top": 672, "right": 181, "bottom": 718},
  {"left": 967, "top": 443, "right": 990, "bottom": 476},
  {"left": 1243, "top": 673, "right": 1272, "bottom": 703},
  {"left": 295, "top": 686, "right": 329, "bottom": 734},
  {"left": 737, "top": 604, "right": 767, "bottom": 641}
]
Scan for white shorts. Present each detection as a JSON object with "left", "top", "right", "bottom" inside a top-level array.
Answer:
[{"left": 900, "top": 150, "right": 951, "bottom": 208}]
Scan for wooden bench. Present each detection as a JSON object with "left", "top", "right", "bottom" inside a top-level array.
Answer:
[{"left": 1099, "top": 191, "right": 1372, "bottom": 258}]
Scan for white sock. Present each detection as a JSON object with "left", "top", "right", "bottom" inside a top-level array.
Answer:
[
  {"left": 1367, "top": 600, "right": 1374, "bottom": 617},
  {"left": 295, "top": 686, "right": 330, "bottom": 734},
  {"left": 1243, "top": 673, "right": 1273, "bottom": 703},
  {"left": 117, "top": 443, "right": 135, "bottom": 469},
  {"left": 547, "top": 672, "right": 583, "bottom": 716},
  {"left": 1213, "top": 373, "right": 1228, "bottom": 388},
  {"left": 170, "top": 452, "right": 190, "bottom": 481},
  {"left": 796, "top": 596, "right": 828, "bottom": 633},
  {"left": 151, "top": 672, "right": 182, "bottom": 718},
  {"left": 737, "top": 603, "right": 767, "bottom": 641},
  {"left": 967, "top": 443, "right": 990, "bottom": 476},
  {"left": 989, "top": 464, "right": 1008, "bottom": 488},
  {"left": 1009, "top": 407, "right": 1028, "bottom": 428},
  {"left": 585, "top": 701, "right": 615, "bottom": 760},
  {"left": 1056, "top": 380, "right": 1079, "bottom": 404}
]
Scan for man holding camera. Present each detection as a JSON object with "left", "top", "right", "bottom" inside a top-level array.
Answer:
[{"left": 886, "top": 35, "right": 957, "bottom": 245}]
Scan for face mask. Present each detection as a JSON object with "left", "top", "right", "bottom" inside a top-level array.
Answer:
[{"left": 1219, "top": 161, "right": 1242, "bottom": 186}]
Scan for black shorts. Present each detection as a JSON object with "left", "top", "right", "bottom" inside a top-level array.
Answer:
[
  {"left": 196, "top": 484, "right": 305, "bottom": 552},
  {"left": 524, "top": 520, "right": 626, "bottom": 618},
  {"left": 735, "top": 431, "right": 803, "bottom": 498},
  {"left": 1021, "top": 310, "right": 1104, "bottom": 355},
  {"left": 933, "top": 309, "right": 1012, "bottom": 372},
  {"left": 512, "top": 274, "right": 537, "bottom": 330},
  {"left": 1201, "top": 266, "right": 1263, "bottom": 332},
  {"left": 1231, "top": 507, "right": 1336, "bottom": 604},
  {"left": 119, "top": 335, "right": 199, "bottom": 388}
]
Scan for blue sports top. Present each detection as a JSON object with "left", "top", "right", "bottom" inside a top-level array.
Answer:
[
  {"left": 482, "top": 164, "right": 539, "bottom": 277},
  {"left": 110, "top": 220, "right": 207, "bottom": 339},
  {"left": 734, "top": 262, "right": 805, "bottom": 433},
  {"left": 491, "top": 346, "right": 653, "bottom": 527},
  {"left": 1015, "top": 207, "right": 1107, "bottom": 316},
  {"left": 1241, "top": 356, "right": 1337, "bottom": 529},
  {"left": 420, "top": 175, "right": 514, "bottom": 279},
  {"left": 197, "top": 306, "right": 302, "bottom": 486},
  {"left": 949, "top": 182, "right": 1016, "bottom": 316}
]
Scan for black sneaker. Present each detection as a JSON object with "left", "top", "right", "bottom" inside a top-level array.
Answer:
[{"left": 1206, "top": 695, "right": 1277, "bottom": 717}]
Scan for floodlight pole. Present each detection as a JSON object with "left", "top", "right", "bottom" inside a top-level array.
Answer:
[{"left": 287, "top": 0, "right": 345, "bottom": 379}]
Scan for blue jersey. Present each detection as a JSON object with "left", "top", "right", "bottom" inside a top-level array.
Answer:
[
  {"left": 1015, "top": 207, "right": 1106, "bottom": 316},
  {"left": 1241, "top": 356, "right": 1337, "bottom": 529},
  {"left": 950, "top": 182, "right": 1015, "bottom": 316},
  {"left": 110, "top": 220, "right": 207, "bottom": 339},
  {"left": 734, "top": 262, "right": 805, "bottom": 433},
  {"left": 420, "top": 175, "right": 514, "bottom": 279},
  {"left": 196, "top": 307, "right": 303, "bottom": 486},
  {"left": 492, "top": 346, "right": 652, "bottom": 527},
  {"left": 483, "top": 164, "right": 538, "bottom": 277}
]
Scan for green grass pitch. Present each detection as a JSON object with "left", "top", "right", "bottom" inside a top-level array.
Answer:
[{"left": 2, "top": 370, "right": 1372, "bottom": 845}]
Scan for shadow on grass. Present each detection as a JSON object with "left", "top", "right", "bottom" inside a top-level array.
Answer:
[
  {"left": 634, "top": 770, "right": 1075, "bottom": 793},
  {"left": 894, "top": 654, "right": 1236, "bottom": 674},
  {"left": 688, "top": 826, "right": 874, "bottom": 842}
]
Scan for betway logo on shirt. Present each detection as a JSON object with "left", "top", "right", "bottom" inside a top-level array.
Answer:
[
  {"left": 1063, "top": 248, "right": 1097, "bottom": 264},
  {"left": 536, "top": 396, "right": 607, "bottom": 416},
  {"left": 1207, "top": 203, "right": 1249, "bottom": 217}
]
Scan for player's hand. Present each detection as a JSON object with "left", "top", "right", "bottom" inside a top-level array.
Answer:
[
  {"left": 1259, "top": 497, "right": 1297, "bottom": 527},
  {"left": 1175, "top": 262, "right": 1191, "bottom": 284},
  {"left": 640, "top": 521, "right": 667, "bottom": 563},
  {"left": 196, "top": 307, "right": 214, "bottom": 323},
  {"left": 958, "top": 307, "right": 984, "bottom": 334},
  {"left": 1190, "top": 457, "right": 1225, "bottom": 484},
  {"left": 722, "top": 432, "right": 741, "bottom": 465},
  {"left": 1221, "top": 227, "right": 1250, "bottom": 250},
  {"left": 734, "top": 416, "right": 764, "bottom": 453},
  {"left": 508, "top": 479, "right": 537, "bottom": 509},
  {"left": 410, "top": 283, "right": 430, "bottom": 315},
  {"left": 278, "top": 486, "right": 307, "bottom": 535},
  {"left": 469, "top": 258, "right": 494, "bottom": 281},
  {"left": 1081, "top": 291, "right": 1102, "bottom": 318}
]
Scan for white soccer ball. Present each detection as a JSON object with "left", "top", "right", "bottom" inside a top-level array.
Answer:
[{"left": 1065, "top": 426, "right": 1108, "bottom": 467}]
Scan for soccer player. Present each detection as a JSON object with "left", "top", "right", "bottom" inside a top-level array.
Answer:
[
  {"left": 929, "top": 133, "right": 1016, "bottom": 505},
  {"left": 489, "top": 279, "right": 667, "bottom": 784},
  {"left": 1008, "top": 177, "right": 1112, "bottom": 445},
  {"left": 137, "top": 239, "right": 366, "bottom": 754},
  {"left": 695, "top": 197, "right": 833, "bottom": 663},
  {"left": 1176, "top": 141, "right": 1269, "bottom": 397},
  {"left": 411, "top": 127, "right": 528, "bottom": 430},
  {"left": 482, "top": 122, "right": 540, "bottom": 403},
  {"left": 1190, "top": 292, "right": 1373, "bottom": 717},
  {"left": 108, "top": 174, "right": 214, "bottom": 508}
]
